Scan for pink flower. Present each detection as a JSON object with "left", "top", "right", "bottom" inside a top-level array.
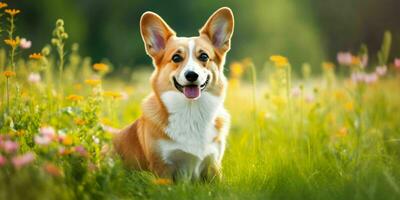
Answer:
[
  {"left": 74, "top": 146, "right": 88, "bottom": 157},
  {"left": 2, "top": 140, "right": 19, "bottom": 153},
  {"left": 34, "top": 135, "right": 52, "bottom": 146},
  {"left": 12, "top": 152, "right": 35, "bottom": 169},
  {"left": 375, "top": 66, "right": 387, "bottom": 76},
  {"left": 305, "top": 93, "right": 315, "bottom": 103},
  {"left": 291, "top": 86, "right": 301, "bottom": 98},
  {"left": 394, "top": 58, "right": 400, "bottom": 69},
  {"left": 39, "top": 126, "right": 56, "bottom": 138},
  {"left": 364, "top": 73, "right": 378, "bottom": 84},
  {"left": 351, "top": 72, "right": 365, "bottom": 83},
  {"left": 28, "top": 73, "right": 41, "bottom": 83},
  {"left": 19, "top": 38, "right": 32, "bottom": 49},
  {"left": 337, "top": 52, "right": 352, "bottom": 66},
  {"left": 0, "top": 155, "right": 6, "bottom": 166}
]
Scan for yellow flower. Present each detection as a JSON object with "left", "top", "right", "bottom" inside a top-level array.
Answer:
[
  {"left": 4, "top": 38, "right": 20, "bottom": 48},
  {"left": 93, "top": 63, "right": 109, "bottom": 72},
  {"left": 74, "top": 118, "right": 86, "bottom": 126},
  {"left": 29, "top": 53, "right": 43, "bottom": 60},
  {"left": 344, "top": 102, "right": 354, "bottom": 111},
  {"left": 3, "top": 70, "right": 16, "bottom": 77},
  {"left": 153, "top": 178, "right": 172, "bottom": 185},
  {"left": 270, "top": 55, "right": 289, "bottom": 68},
  {"left": 85, "top": 79, "right": 101, "bottom": 86},
  {"left": 62, "top": 135, "right": 73, "bottom": 146},
  {"left": 337, "top": 127, "right": 348, "bottom": 137},
  {"left": 322, "top": 62, "right": 335, "bottom": 70},
  {"left": 351, "top": 56, "right": 361, "bottom": 65},
  {"left": 0, "top": 2, "right": 8, "bottom": 9},
  {"left": 5, "top": 9, "right": 20, "bottom": 16},
  {"left": 230, "top": 62, "right": 244, "bottom": 78},
  {"left": 66, "top": 94, "right": 83, "bottom": 101},
  {"left": 103, "top": 91, "right": 122, "bottom": 99}
]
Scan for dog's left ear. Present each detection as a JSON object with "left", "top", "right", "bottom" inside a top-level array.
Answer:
[{"left": 199, "top": 7, "right": 234, "bottom": 55}]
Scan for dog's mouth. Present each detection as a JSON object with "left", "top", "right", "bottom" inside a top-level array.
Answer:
[{"left": 173, "top": 75, "right": 210, "bottom": 99}]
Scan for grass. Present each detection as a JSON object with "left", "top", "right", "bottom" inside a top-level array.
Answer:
[{"left": 1, "top": 6, "right": 400, "bottom": 200}]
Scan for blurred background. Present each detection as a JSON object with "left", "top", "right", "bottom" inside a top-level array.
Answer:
[{"left": 9, "top": 0, "right": 400, "bottom": 73}]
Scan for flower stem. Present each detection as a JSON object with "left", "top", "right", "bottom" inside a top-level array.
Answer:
[
  {"left": 249, "top": 62, "right": 260, "bottom": 149},
  {"left": 6, "top": 77, "right": 9, "bottom": 114}
]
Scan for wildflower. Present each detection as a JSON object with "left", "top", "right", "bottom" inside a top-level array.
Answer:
[
  {"left": 375, "top": 66, "right": 387, "bottom": 76},
  {"left": 74, "top": 83, "right": 82, "bottom": 90},
  {"left": 92, "top": 136, "right": 100, "bottom": 144},
  {"left": 2, "top": 140, "right": 18, "bottom": 153},
  {"left": 0, "top": 2, "right": 8, "bottom": 9},
  {"left": 39, "top": 126, "right": 56, "bottom": 138},
  {"left": 19, "top": 38, "right": 32, "bottom": 49},
  {"left": 35, "top": 135, "right": 52, "bottom": 146},
  {"left": 28, "top": 73, "right": 41, "bottom": 83},
  {"left": 4, "top": 38, "right": 20, "bottom": 48},
  {"left": 59, "top": 147, "right": 73, "bottom": 156},
  {"left": 305, "top": 93, "right": 315, "bottom": 103},
  {"left": 74, "top": 118, "right": 86, "bottom": 126},
  {"left": 0, "top": 155, "right": 6, "bottom": 166},
  {"left": 29, "top": 53, "right": 43, "bottom": 60},
  {"left": 153, "top": 178, "right": 172, "bottom": 185},
  {"left": 344, "top": 102, "right": 354, "bottom": 111},
  {"left": 364, "top": 73, "right": 378, "bottom": 84},
  {"left": 85, "top": 79, "right": 101, "bottom": 86},
  {"left": 120, "top": 91, "right": 129, "bottom": 100},
  {"left": 395, "top": 58, "right": 400, "bottom": 69},
  {"left": 351, "top": 56, "right": 361, "bottom": 65},
  {"left": 62, "top": 135, "right": 73, "bottom": 146},
  {"left": 230, "top": 62, "right": 244, "bottom": 78},
  {"left": 322, "top": 62, "right": 334, "bottom": 70},
  {"left": 12, "top": 152, "right": 35, "bottom": 169},
  {"left": 291, "top": 86, "right": 302, "bottom": 98},
  {"left": 43, "top": 163, "right": 62, "bottom": 177},
  {"left": 66, "top": 94, "right": 83, "bottom": 101},
  {"left": 74, "top": 146, "right": 88, "bottom": 157},
  {"left": 5, "top": 9, "right": 20, "bottom": 16},
  {"left": 3, "top": 70, "right": 16, "bottom": 77},
  {"left": 270, "top": 55, "right": 289, "bottom": 67},
  {"left": 103, "top": 91, "right": 122, "bottom": 99},
  {"left": 93, "top": 63, "right": 109, "bottom": 72},
  {"left": 337, "top": 127, "right": 348, "bottom": 137},
  {"left": 337, "top": 52, "right": 352, "bottom": 65}
]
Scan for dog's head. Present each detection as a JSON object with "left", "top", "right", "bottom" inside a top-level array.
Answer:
[{"left": 140, "top": 7, "right": 234, "bottom": 100}]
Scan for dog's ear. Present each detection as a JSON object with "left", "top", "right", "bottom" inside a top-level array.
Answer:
[
  {"left": 140, "top": 12, "right": 175, "bottom": 59},
  {"left": 199, "top": 7, "right": 234, "bottom": 55}
]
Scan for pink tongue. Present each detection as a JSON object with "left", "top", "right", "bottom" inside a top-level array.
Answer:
[{"left": 183, "top": 86, "right": 200, "bottom": 99}]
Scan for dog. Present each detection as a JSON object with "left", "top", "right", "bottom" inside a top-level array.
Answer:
[{"left": 113, "top": 7, "right": 234, "bottom": 181}]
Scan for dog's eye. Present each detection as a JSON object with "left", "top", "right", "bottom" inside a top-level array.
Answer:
[
  {"left": 172, "top": 54, "right": 183, "bottom": 63},
  {"left": 198, "top": 53, "right": 209, "bottom": 62}
]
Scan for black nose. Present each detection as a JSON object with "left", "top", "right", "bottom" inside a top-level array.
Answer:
[{"left": 184, "top": 71, "right": 199, "bottom": 82}]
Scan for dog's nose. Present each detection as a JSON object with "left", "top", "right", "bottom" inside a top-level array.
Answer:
[{"left": 184, "top": 71, "right": 199, "bottom": 82}]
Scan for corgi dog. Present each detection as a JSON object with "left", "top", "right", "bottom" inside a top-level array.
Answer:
[{"left": 113, "top": 7, "right": 234, "bottom": 181}]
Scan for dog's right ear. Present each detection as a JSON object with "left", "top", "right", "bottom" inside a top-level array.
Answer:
[{"left": 140, "top": 12, "right": 175, "bottom": 59}]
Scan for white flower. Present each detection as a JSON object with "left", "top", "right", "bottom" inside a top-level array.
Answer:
[
  {"left": 20, "top": 38, "right": 32, "bottom": 49},
  {"left": 28, "top": 73, "right": 41, "bottom": 83}
]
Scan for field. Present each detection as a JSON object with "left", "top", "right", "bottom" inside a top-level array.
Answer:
[{"left": 1, "top": 5, "right": 400, "bottom": 200}]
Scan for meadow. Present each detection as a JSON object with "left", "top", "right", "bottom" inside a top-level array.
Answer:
[{"left": 1, "top": 4, "right": 400, "bottom": 200}]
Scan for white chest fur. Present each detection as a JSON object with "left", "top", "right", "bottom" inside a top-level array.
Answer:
[{"left": 159, "top": 91, "right": 225, "bottom": 166}]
